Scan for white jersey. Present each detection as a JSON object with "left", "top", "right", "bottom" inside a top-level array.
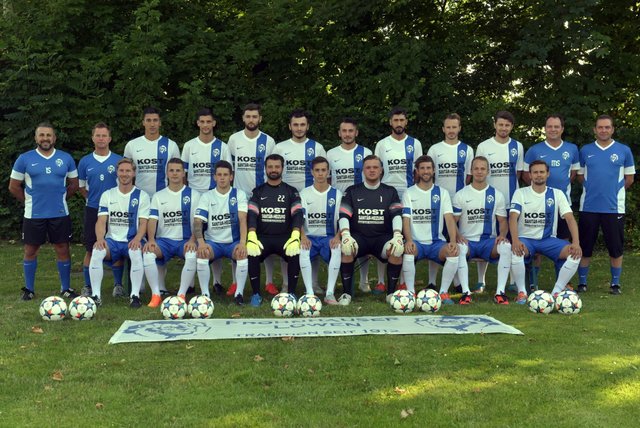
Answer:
[
  {"left": 273, "top": 138, "right": 327, "bottom": 191},
  {"left": 181, "top": 137, "right": 232, "bottom": 193},
  {"left": 401, "top": 184, "right": 452, "bottom": 244},
  {"left": 453, "top": 184, "right": 507, "bottom": 241},
  {"left": 375, "top": 134, "right": 423, "bottom": 198},
  {"left": 300, "top": 185, "right": 342, "bottom": 237},
  {"left": 149, "top": 185, "right": 201, "bottom": 240},
  {"left": 98, "top": 186, "right": 150, "bottom": 242},
  {"left": 510, "top": 186, "right": 571, "bottom": 239},
  {"left": 228, "top": 130, "right": 275, "bottom": 195},
  {"left": 476, "top": 137, "right": 524, "bottom": 204},
  {"left": 194, "top": 187, "right": 248, "bottom": 244},
  {"left": 326, "top": 144, "right": 372, "bottom": 193},
  {"left": 123, "top": 135, "right": 180, "bottom": 197},
  {"left": 427, "top": 141, "right": 474, "bottom": 197}
]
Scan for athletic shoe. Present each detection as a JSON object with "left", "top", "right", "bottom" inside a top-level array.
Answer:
[
  {"left": 250, "top": 293, "right": 263, "bottom": 307},
  {"left": 21, "top": 287, "right": 35, "bottom": 301},
  {"left": 459, "top": 293, "right": 472, "bottom": 305},
  {"left": 113, "top": 284, "right": 125, "bottom": 298},
  {"left": 516, "top": 291, "right": 527, "bottom": 304},
  {"left": 372, "top": 283, "right": 386, "bottom": 295},
  {"left": 178, "top": 294, "right": 186, "bottom": 301},
  {"left": 91, "top": 295, "right": 102, "bottom": 307},
  {"left": 359, "top": 282, "right": 371, "bottom": 293},
  {"left": 129, "top": 295, "right": 142, "bottom": 308},
  {"left": 81, "top": 285, "right": 92, "bottom": 297},
  {"left": 159, "top": 289, "right": 172, "bottom": 298},
  {"left": 610, "top": 285, "right": 621, "bottom": 295},
  {"left": 507, "top": 283, "right": 517, "bottom": 293},
  {"left": 472, "top": 282, "right": 485, "bottom": 293},
  {"left": 265, "top": 283, "right": 279, "bottom": 296},
  {"left": 454, "top": 285, "right": 463, "bottom": 294},
  {"left": 565, "top": 284, "right": 574, "bottom": 291},
  {"left": 577, "top": 284, "right": 587, "bottom": 293},
  {"left": 60, "top": 288, "right": 79, "bottom": 299},
  {"left": 385, "top": 294, "right": 393, "bottom": 304},
  {"left": 234, "top": 294, "right": 244, "bottom": 306},
  {"left": 186, "top": 286, "right": 196, "bottom": 295},
  {"left": 426, "top": 283, "right": 438, "bottom": 291},
  {"left": 528, "top": 285, "right": 538, "bottom": 293},
  {"left": 148, "top": 294, "right": 162, "bottom": 308},
  {"left": 493, "top": 293, "right": 509, "bottom": 305},
  {"left": 338, "top": 293, "right": 352, "bottom": 306},
  {"left": 213, "top": 283, "right": 224, "bottom": 295},
  {"left": 440, "top": 293, "right": 454, "bottom": 305},
  {"left": 397, "top": 283, "right": 407, "bottom": 291},
  {"left": 226, "top": 283, "right": 237, "bottom": 296},
  {"left": 324, "top": 294, "right": 339, "bottom": 305},
  {"left": 313, "top": 286, "right": 324, "bottom": 296}
]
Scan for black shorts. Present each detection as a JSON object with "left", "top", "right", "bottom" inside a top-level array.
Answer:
[
  {"left": 556, "top": 216, "right": 570, "bottom": 241},
  {"left": 578, "top": 212, "right": 624, "bottom": 258},
  {"left": 254, "top": 235, "right": 297, "bottom": 263},
  {"left": 22, "top": 216, "right": 72, "bottom": 246},
  {"left": 353, "top": 232, "right": 392, "bottom": 262},
  {"left": 83, "top": 206, "right": 99, "bottom": 252}
]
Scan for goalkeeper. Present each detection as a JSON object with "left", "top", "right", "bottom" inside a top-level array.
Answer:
[
  {"left": 246, "top": 154, "right": 304, "bottom": 306},
  {"left": 337, "top": 155, "right": 404, "bottom": 305}
]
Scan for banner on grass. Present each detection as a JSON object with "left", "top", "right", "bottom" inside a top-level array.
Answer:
[{"left": 109, "top": 315, "right": 523, "bottom": 344}]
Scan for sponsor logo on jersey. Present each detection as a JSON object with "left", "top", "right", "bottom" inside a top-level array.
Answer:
[
  {"left": 138, "top": 158, "right": 159, "bottom": 165},
  {"left": 524, "top": 212, "right": 550, "bottom": 219},
  {"left": 357, "top": 208, "right": 385, "bottom": 215},
  {"left": 163, "top": 210, "right": 188, "bottom": 218},
  {"left": 110, "top": 211, "right": 134, "bottom": 218},
  {"left": 465, "top": 208, "right": 490, "bottom": 215}
]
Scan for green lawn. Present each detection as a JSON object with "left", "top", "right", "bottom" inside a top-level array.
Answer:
[{"left": 1, "top": 242, "right": 639, "bottom": 427}]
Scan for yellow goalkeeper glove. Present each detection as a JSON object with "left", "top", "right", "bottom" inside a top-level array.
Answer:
[
  {"left": 283, "top": 230, "right": 301, "bottom": 257},
  {"left": 246, "top": 231, "right": 264, "bottom": 257},
  {"left": 340, "top": 230, "right": 358, "bottom": 256}
]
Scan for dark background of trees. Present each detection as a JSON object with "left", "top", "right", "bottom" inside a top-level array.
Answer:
[{"left": 1, "top": 0, "right": 639, "bottom": 245}]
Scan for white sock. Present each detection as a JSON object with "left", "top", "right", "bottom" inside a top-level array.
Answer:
[
  {"left": 179, "top": 251, "right": 197, "bottom": 295},
  {"left": 496, "top": 242, "right": 512, "bottom": 294},
  {"left": 157, "top": 264, "right": 167, "bottom": 291},
  {"left": 281, "top": 259, "right": 289, "bottom": 290},
  {"left": 299, "top": 248, "right": 314, "bottom": 295},
  {"left": 440, "top": 257, "right": 459, "bottom": 294},
  {"left": 553, "top": 255, "right": 581, "bottom": 294},
  {"left": 476, "top": 261, "right": 488, "bottom": 285},
  {"left": 128, "top": 249, "right": 144, "bottom": 297},
  {"left": 377, "top": 259, "right": 386, "bottom": 285},
  {"left": 428, "top": 260, "right": 440, "bottom": 285},
  {"left": 89, "top": 248, "right": 106, "bottom": 299},
  {"left": 402, "top": 254, "right": 416, "bottom": 292},
  {"left": 235, "top": 258, "right": 248, "bottom": 296},
  {"left": 142, "top": 252, "right": 161, "bottom": 295},
  {"left": 212, "top": 258, "right": 223, "bottom": 285},
  {"left": 196, "top": 258, "right": 211, "bottom": 296},
  {"left": 510, "top": 254, "right": 526, "bottom": 293},
  {"left": 312, "top": 257, "right": 321, "bottom": 292},
  {"left": 231, "top": 259, "right": 237, "bottom": 283},
  {"left": 457, "top": 244, "right": 470, "bottom": 293},
  {"left": 358, "top": 256, "right": 369, "bottom": 287},
  {"left": 265, "top": 254, "right": 275, "bottom": 285},
  {"left": 327, "top": 247, "right": 341, "bottom": 295}
]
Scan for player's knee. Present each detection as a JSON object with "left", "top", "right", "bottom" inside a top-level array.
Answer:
[
  {"left": 511, "top": 254, "right": 524, "bottom": 265},
  {"left": 128, "top": 249, "right": 143, "bottom": 268},
  {"left": 184, "top": 251, "right": 197, "bottom": 261},
  {"left": 90, "top": 248, "right": 106, "bottom": 265},
  {"left": 196, "top": 258, "right": 209, "bottom": 272},
  {"left": 445, "top": 256, "right": 458, "bottom": 267},
  {"left": 143, "top": 251, "right": 157, "bottom": 266},
  {"left": 458, "top": 243, "right": 468, "bottom": 256},
  {"left": 497, "top": 242, "right": 511, "bottom": 255},
  {"left": 402, "top": 254, "right": 415, "bottom": 264}
]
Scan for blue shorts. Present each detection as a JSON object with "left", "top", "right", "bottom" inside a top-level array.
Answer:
[
  {"left": 206, "top": 240, "right": 239, "bottom": 261},
  {"left": 520, "top": 237, "right": 567, "bottom": 262},
  {"left": 156, "top": 237, "right": 189, "bottom": 265},
  {"left": 416, "top": 240, "right": 447, "bottom": 264},
  {"left": 106, "top": 239, "right": 134, "bottom": 262},
  {"left": 467, "top": 238, "right": 498, "bottom": 263},
  {"left": 307, "top": 236, "right": 332, "bottom": 264}
]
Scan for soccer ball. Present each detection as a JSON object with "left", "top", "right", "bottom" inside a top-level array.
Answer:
[
  {"left": 69, "top": 296, "right": 97, "bottom": 320},
  {"left": 389, "top": 289, "right": 416, "bottom": 314},
  {"left": 188, "top": 295, "right": 214, "bottom": 319},
  {"left": 527, "top": 290, "right": 555, "bottom": 314},
  {"left": 296, "top": 294, "right": 322, "bottom": 317},
  {"left": 161, "top": 296, "right": 187, "bottom": 320},
  {"left": 415, "top": 288, "right": 441, "bottom": 313},
  {"left": 39, "top": 296, "right": 67, "bottom": 321},
  {"left": 555, "top": 290, "right": 582, "bottom": 315},
  {"left": 271, "top": 293, "right": 297, "bottom": 317}
]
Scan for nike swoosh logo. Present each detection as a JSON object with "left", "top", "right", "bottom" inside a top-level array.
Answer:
[
  {"left": 487, "top": 153, "right": 495, "bottom": 156},
  {"left": 618, "top": 215, "right": 623, "bottom": 219},
  {"left": 136, "top": 149, "right": 144, "bottom": 152},
  {"left": 587, "top": 155, "right": 595, "bottom": 158},
  {"left": 31, "top": 163, "right": 38, "bottom": 166},
  {"left": 386, "top": 149, "right": 393, "bottom": 152},
  {"left": 110, "top": 202, "right": 117, "bottom": 205},
  {"left": 161, "top": 202, "right": 168, "bottom": 205},
  {"left": 284, "top": 152, "right": 292, "bottom": 156},
  {"left": 437, "top": 154, "right": 444, "bottom": 157},
  {"left": 88, "top": 168, "right": 94, "bottom": 171},
  {"left": 191, "top": 152, "right": 198, "bottom": 156},
  {"left": 260, "top": 197, "right": 268, "bottom": 200},
  {"left": 357, "top": 198, "right": 365, "bottom": 201},
  {"left": 466, "top": 200, "right": 472, "bottom": 203},
  {"left": 540, "top": 155, "right": 547, "bottom": 158},
  {"left": 524, "top": 202, "right": 530, "bottom": 204}
]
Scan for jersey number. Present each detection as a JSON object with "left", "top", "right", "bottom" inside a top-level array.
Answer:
[{"left": 277, "top": 195, "right": 285, "bottom": 202}]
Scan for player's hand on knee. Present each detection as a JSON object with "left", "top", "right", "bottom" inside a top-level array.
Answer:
[
  {"left": 284, "top": 230, "right": 301, "bottom": 256},
  {"left": 340, "top": 230, "right": 358, "bottom": 256},
  {"left": 385, "top": 231, "right": 405, "bottom": 257},
  {"left": 247, "top": 231, "right": 264, "bottom": 257}
]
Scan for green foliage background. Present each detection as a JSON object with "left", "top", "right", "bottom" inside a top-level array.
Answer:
[{"left": 1, "top": 0, "right": 639, "bottom": 244}]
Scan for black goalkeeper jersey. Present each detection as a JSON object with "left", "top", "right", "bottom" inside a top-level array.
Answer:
[
  {"left": 248, "top": 181, "right": 303, "bottom": 236},
  {"left": 339, "top": 182, "right": 402, "bottom": 237}
]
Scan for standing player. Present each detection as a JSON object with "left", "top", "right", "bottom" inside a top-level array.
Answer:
[
  {"left": 227, "top": 103, "right": 276, "bottom": 296},
  {"left": 143, "top": 158, "right": 201, "bottom": 307},
  {"left": 576, "top": 115, "right": 635, "bottom": 294},
  {"left": 373, "top": 107, "right": 423, "bottom": 294},
  {"left": 510, "top": 160, "right": 582, "bottom": 300},
  {"left": 299, "top": 157, "right": 342, "bottom": 303},
  {"left": 523, "top": 114, "right": 579, "bottom": 290},
  {"left": 88, "top": 158, "right": 151, "bottom": 307},
  {"left": 123, "top": 106, "right": 180, "bottom": 197},
  {"left": 338, "top": 155, "right": 404, "bottom": 305},
  {"left": 401, "top": 156, "right": 461, "bottom": 304},
  {"left": 327, "top": 117, "right": 373, "bottom": 293},
  {"left": 453, "top": 157, "right": 512, "bottom": 304},
  {"left": 246, "top": 154, "right": 303, "bottom": 306},
  {"left": 77, "top": 123, "right": 123, "bottom": 298},
  {"left": 185, "top": 161, "right": 249, "bottom": 305},
  {"left": 9, "top": 122, "right": 79, "bottom": 300},
  {"left": 181, "top": 108, "right": 232, "bottom": 293}
]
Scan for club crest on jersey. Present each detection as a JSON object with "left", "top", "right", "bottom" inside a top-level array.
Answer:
[
  {"left": 510, "top": 148, "right": 518, "bottom": 158},
  {"left": 328, "top": 198, "right": 336, "bottom": 207},
  {"left": 107, "top": 165, "right": 116, "bottom": 173},
  {"left": 486, "top": 194, "right": 495, "bottom": 204},
  {"left": 159, "top": 145, "right": 167, "bottom": 154},
  {"left": 213, "top": 148, "right": 220, "bottom": 157},
  {"left": 407, "top": 145, "right": 414, "bottom": 153},
  {"left": 610, "top": 153, "right": 619, "bottom": 163},
  {"left": 546, "top": 198, "right": 554, "bottom": 207},
  {"left": 55, "top": 158, "right": 63, "bottom": 167},
  {"left": 131, "top": 198, "right": 139, "bottom": 207},
  {"left": 459, "top": 149, "right": 466, "bottom": 158},
  {"left": 562, "top": 151, "right": 570, "bottom": 160},
  {"left": 258, "top": 144, "right": 265, "bottom": 153},
  {"left": 182, "top": 196, "right": 191, "bottom": 205},
  {"left": 355, "top": 153, "right": 363, "bottom": 162},
  {"left": 230, "top": 196, "right": 237, "bottom": 206},
  {"left": 432, "top": 194, "right": 440, "bottom": 204},
  {"left": 306, "top": 148, "right": 315, "bottom": 157}
]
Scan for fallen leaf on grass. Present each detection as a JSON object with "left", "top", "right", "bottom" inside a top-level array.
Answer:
[
  {"left": 31, "top": 326, "right": 44, "bottom": 334},
  {"left": 231, "top": 313, "right": 242, "bottom": 318},
  {"left": 52, "top": 371, "right": 63, "bottom": 381},
  {"left": 281, "top": 336, "right": 295, "bottom": 342},
  {"left": 394, "top": 387, "right": 406, "bottom": 395},
  {"left": 400, "top": 408, "right": 414, "bottom": 419},
  {"left": 185, "top": 344, "right": 195, "bottom": 350},
  {"left": 254, "top": 355, "right": 264, "bottom": 362},
  {"left": 308, "top": 368, "right": 314, "bottom": 374},
  {"left": 394, "top": 358, "right": 401, "bottom": 365},
  {"left": 44, "top": 385, "right": 52, "bottom": 391},
  {"left": 95, "top": 403, "right": 104, "bottom": 410}
]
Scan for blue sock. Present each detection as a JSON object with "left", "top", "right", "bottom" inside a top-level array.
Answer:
[
  {"left": 554, "top": 260, "right": 563, "bottom": 278},
  {"left": 531, "top": 266, "right": 540, "bottom": 287},
  {"left": 23, "top": 259, "right": 37, "bottom": 291},
  {"left": 57, "top": 260, "right": 71, "bottom": 291},
  {"left": 611, "top": 266, "right": 622, "bottom": 285},
  {"left": 112, "top": 265, "right": 124, "bottom": 286},
  {"left": 578, "top": 266, "right": 589, "bottom": 285},
  {"left": 83, "top": 266, "right": 91, "bottom": 287}
]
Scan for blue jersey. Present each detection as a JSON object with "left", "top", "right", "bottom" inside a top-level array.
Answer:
[
  {"left": 579, "top": 141, "right": 635, "bottom": 214},
  {"left": 77, "top": 151, "right": 122, "bottom": 208},
  {"left": 10, "top": 149, "right": 78, "bottom": 219},
  {"left": 524, "top": 141, "right": 579, "bottom": 200}
]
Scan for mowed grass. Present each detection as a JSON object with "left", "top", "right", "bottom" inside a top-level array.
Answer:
[{"left": 1, "top": 241, "right": 639, "bottom": 427}]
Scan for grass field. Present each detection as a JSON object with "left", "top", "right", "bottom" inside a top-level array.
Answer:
[{"left": 1, "top": 241, "right": 639, "bottom": 427}]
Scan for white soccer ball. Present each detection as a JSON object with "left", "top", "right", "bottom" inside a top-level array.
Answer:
[
  {"left": 161, "top": 296, "right": 187, "bottom": 320},
  {"left": 296, "top": 294, "right": 322, "bottom": 317},
  {"left": 271, "top": 293, "right": 297, "bottom": 318},
  {"left": 188, "top": 295, "right": 214, "bottom": 319},
  {"left": 389, "top": 289, "right": 415, "bottom": 314},
  {"left": 554, "top": 290, "right": 582, "bottom": 315},
  {"left": 39, "top": 296, "right": 67, "bottom": 321},
  {"left": 69, "top": 296, "right": 97, "bottom": 320},
  {"left": 527, "top": 290, "right": 555, "bottom": 314},
  {"left": 415, "top": 288, "right": 441, "bottom": 313}
]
